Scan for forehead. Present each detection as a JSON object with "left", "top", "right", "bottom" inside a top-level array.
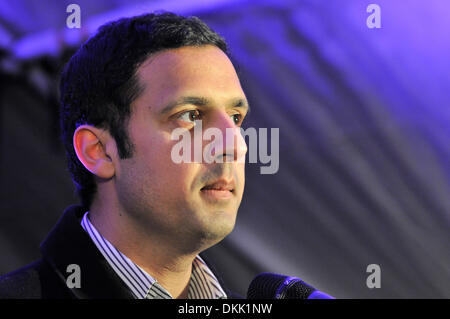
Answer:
[{"left": 135, "top": 45, "right": 245, "bottom": 109}]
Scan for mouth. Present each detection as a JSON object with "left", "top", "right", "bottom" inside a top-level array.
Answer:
[{"left": 200, "top": 179, "right": 235, "bottom": 201}]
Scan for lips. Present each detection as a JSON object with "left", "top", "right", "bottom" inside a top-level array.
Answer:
[{"left": 201, "top": 179, "right": 235, "bottom": 192}]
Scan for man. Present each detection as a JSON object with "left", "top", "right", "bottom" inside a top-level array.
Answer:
[{"left": 0, "top": 12, "right": 249, "bottom": 299}]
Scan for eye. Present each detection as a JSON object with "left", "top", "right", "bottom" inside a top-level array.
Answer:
[
  {"left": 177, "top": 109, "right": 202, "bottom": 123},
  {"left": 231, "top": 113, "right": 243, "bottom": 126}
]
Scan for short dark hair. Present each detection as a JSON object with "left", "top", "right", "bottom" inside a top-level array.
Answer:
[{"left": 59, "top": 12, "right": 229, "bottom": 209}]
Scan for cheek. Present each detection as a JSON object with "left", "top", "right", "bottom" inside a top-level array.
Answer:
[
  {"left": 137, "top": 132, "right": 199, "bottom": 195},
  {"left": 236, "top": 162, "right": 246, "bottom": 194}
]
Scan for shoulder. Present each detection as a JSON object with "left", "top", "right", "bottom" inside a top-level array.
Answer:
[
  {"left": 0, "top": 260, "right": 44, "bottom": 299},
  {"left": 0, "top": 259, "right": 72, "bottom": 299}
]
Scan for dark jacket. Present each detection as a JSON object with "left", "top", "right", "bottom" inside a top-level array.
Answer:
[{"left": 0, "top": 205, "right": 240, "bottom": 299}]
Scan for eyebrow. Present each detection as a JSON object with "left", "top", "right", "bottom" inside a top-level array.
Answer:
[{"left": 159, "top": 96, "right": 250, "bottom": 115}]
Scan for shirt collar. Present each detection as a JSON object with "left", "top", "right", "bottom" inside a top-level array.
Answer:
[{"left": 81, "top": 211, "right": 227, "bottom": 299}]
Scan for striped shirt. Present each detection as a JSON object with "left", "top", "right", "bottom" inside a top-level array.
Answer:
[{"left": 80, "top": 211, "right": 227, "bottom": 299}]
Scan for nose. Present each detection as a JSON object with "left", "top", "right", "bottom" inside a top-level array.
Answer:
[{"left": 204, "top": 112, "right": 247, "bottom": 163}]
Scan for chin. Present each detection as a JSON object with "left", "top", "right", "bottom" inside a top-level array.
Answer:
[{"left": 196, "top": 211, "right": 237, "bottom": 247}]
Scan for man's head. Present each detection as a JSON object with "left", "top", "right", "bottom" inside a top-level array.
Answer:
[{"left": 60, "top": 12, "right": 248, "bottom": 250}]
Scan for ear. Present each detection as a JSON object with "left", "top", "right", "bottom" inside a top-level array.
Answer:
[{"left": 73, "top": 125, "right": 116, "bottom": 179}]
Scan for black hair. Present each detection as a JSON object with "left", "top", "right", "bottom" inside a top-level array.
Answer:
[{"left": 59, "top": 12, "right": 229, "bottom": 209}]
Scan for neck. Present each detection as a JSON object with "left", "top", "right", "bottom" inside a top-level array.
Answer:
[{"left": 88, "top": 197, "right": 198, "bottom": 299}]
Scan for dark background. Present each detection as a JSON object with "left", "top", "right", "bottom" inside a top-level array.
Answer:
[{"left": 0, "top": 0, "right": 449, "bottom": 298}]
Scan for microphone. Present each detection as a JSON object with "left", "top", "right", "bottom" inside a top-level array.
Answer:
[{"left": 247, "top": 272, "right": 334, "bottom": 299}]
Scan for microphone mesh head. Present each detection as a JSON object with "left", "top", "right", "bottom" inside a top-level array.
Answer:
[
  {"left": 247, "top": 273, "right": 287, "bottom": 299},
  {"left": 247, "top": 272, "right": 316, "bottom": 299},
  {"left": 283, "top": 278, "right": 316, "bottom": 299}
]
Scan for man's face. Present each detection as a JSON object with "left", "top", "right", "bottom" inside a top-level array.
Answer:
[{"left": 114, "top": 45, "right": 248, "bottom": 251}]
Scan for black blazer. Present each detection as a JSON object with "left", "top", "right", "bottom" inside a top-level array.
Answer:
[{"left": 0, "top": 205, "right": 241, "bottom": 299}]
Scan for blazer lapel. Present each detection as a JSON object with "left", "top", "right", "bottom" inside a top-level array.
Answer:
[{"left": 40, "top": 205, "right": 135, "bottom": 299}]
